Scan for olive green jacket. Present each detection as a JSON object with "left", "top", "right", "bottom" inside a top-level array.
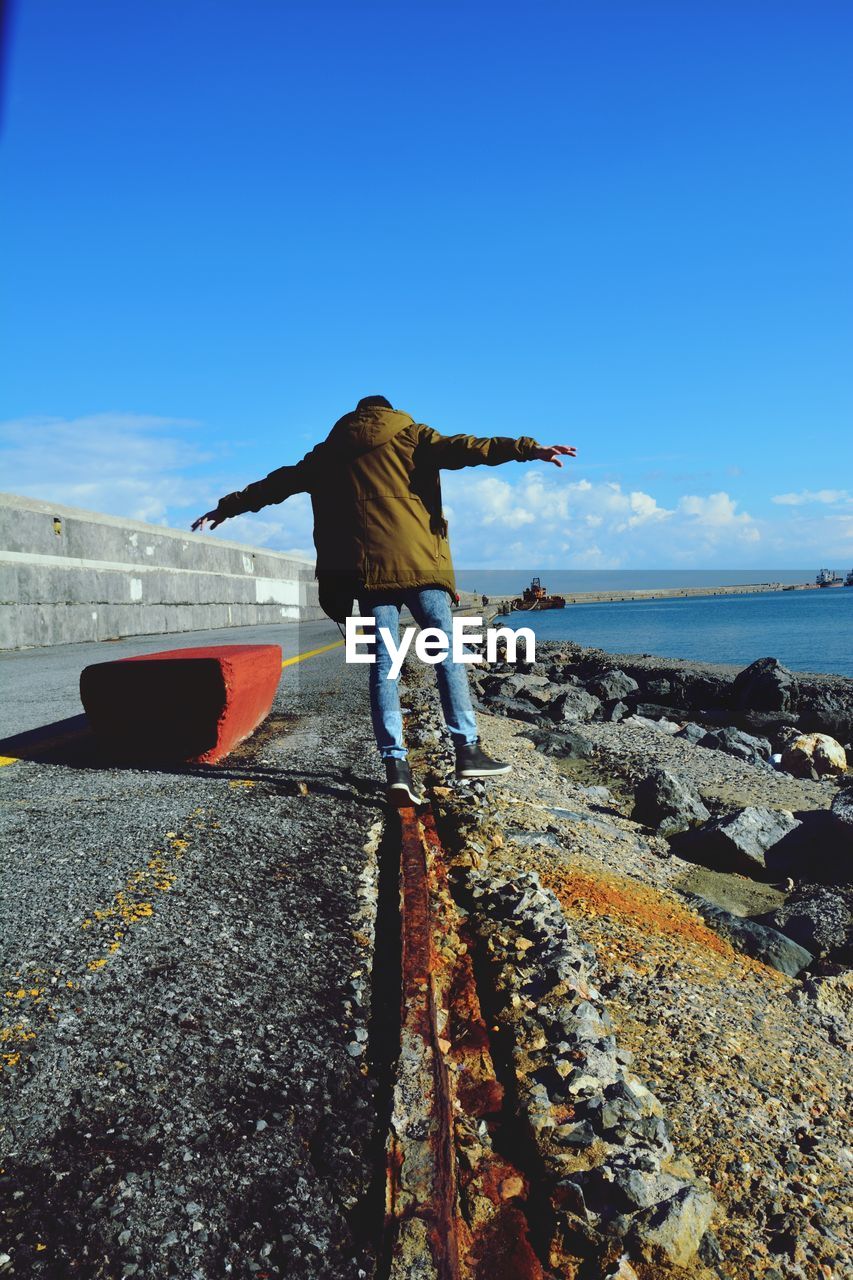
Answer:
[{"left": 214, "top": 404, "right": 541, "bottom": 612}]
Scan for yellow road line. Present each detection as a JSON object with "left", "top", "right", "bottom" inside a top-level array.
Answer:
[
  {"left": 1, "top": 822, "right": 202, "bottom": 1071},
  {"left": 0, "top": 756, "right": 18, "bottom": 768},
  {"left": 281, "top": 639, "right": 345, "bottom": 668}
]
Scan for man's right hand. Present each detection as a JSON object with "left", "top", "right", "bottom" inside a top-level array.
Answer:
[
  {"left": 534, "top": 444, "right": 577, "bottom": 467},
  {"left": 191, "top": 509, "right": 224, "bottom": 532}
]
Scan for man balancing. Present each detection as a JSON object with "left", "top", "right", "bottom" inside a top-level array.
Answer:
[{"left": 192, "top": 395, "right": 576, "bottom": 805}]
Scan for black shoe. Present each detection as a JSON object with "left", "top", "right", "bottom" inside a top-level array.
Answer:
[
  {"left": 385, "top": 759, "right": 426, "bottom": 806},
  {"left": 455, "top": 741, "right": 512, "bottom": 778}
]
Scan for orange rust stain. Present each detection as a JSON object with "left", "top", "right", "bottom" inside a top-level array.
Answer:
[
  {"left": 541, "top": 865, "right": 733, "bottom": 963},
  {"left": 468, "top": 1203, "right": 544, "bottom": 1280}
]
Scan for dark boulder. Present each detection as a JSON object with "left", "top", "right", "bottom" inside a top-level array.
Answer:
[
  {"left": 633, "top": 769, "right": 710, "bottom": 837},
  {"left": 737, "top": 709, "right": 797, "bottom": 741},
  {"left": 682, "top": 806, "right": 801, "bottom": 875},
  {"left": 634, "top": 702, "right": 689, "bottom": 723},
  {"left": 765, "top": 808, "right": 853, "bottom": 884},
  {"left": 527, "top": 727, "right": 596, "bottom": 761},
  {"left": 760, "top": 886, "right": 853, "bottom": 962},
  {"left": 685, "top": 895, "right": 813, "bottom": 977},
  {"left": 699, "top": 726, "right": 772, "bottom": 766},
  {"left": 481, "top": 672, "right": 526, "bottom": 697},
  {"left": 682, "top": 674, "right": 733, "bottom": 711},
  {"left": 547, "top": 687, "right": 601, "bottom": 726},
  {"left": 479, "top": 694, "right": 542, "bottom": 725},
  {"left": 676, "top": 722, "right": 707, "bottom": 746},
  {"left": 586, "top": 669, "right": 639, "bottom": 702},
  {"left": 511, "top": 674, "right": 555, "bottom": 707},
  {"left": 831, "top": 787, "right": 853, "bottom": 845},
  {"left": 731, "top": 656, "right": 798, "bottom": 715},
  {"left": 797, "top": 688, "right": 853, "bottom": 744}
]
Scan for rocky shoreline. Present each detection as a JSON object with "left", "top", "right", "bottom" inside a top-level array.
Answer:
[
  {"left": 400, "top": 641, "right": 852, "bottom": 1279},
  {"left": 468, "top": 644, "right": 852, "bottom": 974}
]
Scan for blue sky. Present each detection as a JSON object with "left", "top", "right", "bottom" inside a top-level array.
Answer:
[{"left": 1, "top": 1, "right": 851, "bottom": 568}]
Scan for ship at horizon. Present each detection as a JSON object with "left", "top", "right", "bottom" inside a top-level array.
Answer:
[
  {"left": 510, "top": 576, "right": 566, "bottom": 611},
  {"left": 816, "top": 568, "right": 844, "bottom": 587}
]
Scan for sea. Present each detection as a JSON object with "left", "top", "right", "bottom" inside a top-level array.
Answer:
[{"left": 454, "top": 572, "right": 853, "bottom": 678}]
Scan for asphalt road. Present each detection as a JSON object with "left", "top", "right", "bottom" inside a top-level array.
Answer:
[{"left": 0, "top": 621, "right": 395, "bottom": 1280}]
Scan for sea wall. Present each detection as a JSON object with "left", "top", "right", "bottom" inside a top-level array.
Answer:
[{"left": 0, "top": 493, "right": 324, "bottom": 649}]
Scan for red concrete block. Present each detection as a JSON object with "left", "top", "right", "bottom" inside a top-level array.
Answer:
[{"left": 80, "top": 644, "right": 282, "bottom": 764}]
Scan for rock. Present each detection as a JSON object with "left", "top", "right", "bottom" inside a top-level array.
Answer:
[
  {"left": 731, "top": 656, "right": 798, "bottom": 714},
  {"left": 611, "top": 1164, "right": 686, "bottom": 1211},
  {"left": 482, "top": 673, "right": 527, "bottom": 698},
  {"left": 831, "top": 787, "right": 853, "bottom": 844},
  {"left": 633, "top": 702, "right": 689, "bottom": 724},
  {"left": 633, "top": 769, "right": 710, "bottom": 837},
  {"left": 675, "top": 722, "right": 706, "bottom": 746},
  {"left": 797, "top": 687, "right": 853, "bottom": 744},
  {"left": 582, "top": 785, "right": 615, "bottom": 805},
  {"left": 630, "top": 1184, "right": 716, "bottom": 1267},
  {"left": 762, "top": 809, "right": 853, "bottom": 883},
  {"left": 685, "top": 895, "right": 814, "bottom": 976},
  {"left": 483, "top": 694, "right": 544, "bottom": 725},
  {"left": 781, "top": 733, "right": 847, "bottom": 778},
  {"left": 699, "top": 725, "right": 772, "bottom": 766},
  {"left": 513, "top": 673, "right": 553, "bottom": 692},
  {"left": 684, "top": 806, "right": 800, "bottom": 874},
  {"left": 697, "top": 707, "right": 732, "bottom": 727},
  {"left": 762, "top": 886, "right": 853, "bottom": 961},
  {"left": 604, "top": 700, "right": 629, "bottom": 722},
  {"left": 775, "top": 725, "right": 803, "bottom": 751},
  {"left": 681, "top": 673, "right": 733, "bottom": 711},
  {"left": 587, "top": 669, "right": 639, "bottom": 702},
  {"left": 737, "top": 709, "right": 796, "bottom": 740},
  {"left": 645, "top": 678, "right": 672, "bottom": 700},
  {"left": 527, "top": 727, "right": 596, "bottom": 760},
  {"left": 553, "top": 1120, "right": 596, "bottom": 1147},
  {"left": 514, "top": 680, "right": 555, "bottom": 708},
  {"left": 797, "top": 969, "right": 853, "bottom": 1021},
  {"left": 547, "top": 687, "right": 601, "bottom": 726}
]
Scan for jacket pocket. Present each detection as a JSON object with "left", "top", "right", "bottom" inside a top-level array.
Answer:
[{"left": 362, "top": 494, "right": 441, "bottom": 583}]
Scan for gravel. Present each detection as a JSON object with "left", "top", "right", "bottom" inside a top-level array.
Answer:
[{"left": 1, "top": 631, "right": 387, "bottom": 1279}]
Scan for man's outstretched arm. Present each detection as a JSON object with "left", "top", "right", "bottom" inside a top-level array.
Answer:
[
  {"left": 192, "top": 448, "right": 323, "bottom": 532},
  {"left": 415, "top": 426, "right": 576, "bottom": 470}
]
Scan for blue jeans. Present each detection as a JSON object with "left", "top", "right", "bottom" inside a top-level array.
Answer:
[{"left": 358, "top": 587, "right": 479, "bottom": 760}]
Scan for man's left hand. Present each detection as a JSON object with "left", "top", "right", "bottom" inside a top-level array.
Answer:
[
  {"left": 534, "top": 445, "right": 577, "bottom": 467},
  {"left": 191, "top": 509, "right": 224, "bottom": 532}
]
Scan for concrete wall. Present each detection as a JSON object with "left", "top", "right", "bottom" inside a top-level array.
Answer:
[{"left": 0, "top": 493, "right": 324, "bottom": 649}]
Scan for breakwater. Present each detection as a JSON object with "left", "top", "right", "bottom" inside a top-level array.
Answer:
[{"left": 494, "top": 581, "right": 808, "bottom": 608}]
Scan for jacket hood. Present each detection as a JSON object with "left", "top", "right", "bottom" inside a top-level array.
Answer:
[{"left": 324, "top": 406, "right": 414, "bottom": 460}]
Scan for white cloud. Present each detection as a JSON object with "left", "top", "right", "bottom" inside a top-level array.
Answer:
[
  {"left": 0, "top": 413, "right": 316, "bottom": 554},
  {"left": 6, "top": 413, "right": 848, "bottom": 566},
  {"left": 772, "top": 489, "right": 851, "bottom": 507},
  {"left": 442, "top": 473, "right": 760, "bottom": 566},
  {"left": 212, "top": 498, "right": 315, "bottom": 559},
  {"left": 676, "top": 491, "right": 760, "bottom": 537},
  {"left": 0, "top": 413, "right": 211, "bottom": 522}
]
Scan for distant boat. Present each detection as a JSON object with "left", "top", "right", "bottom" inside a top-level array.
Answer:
[
  {"left": 816, "top": 568, "right": 843, "bottom": 587},
  {"left": 511, "top": 576, "right": 566, "bottom": 611},
  {"left": 845, "top": 569, "right": 853, "bottom": 587}
]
